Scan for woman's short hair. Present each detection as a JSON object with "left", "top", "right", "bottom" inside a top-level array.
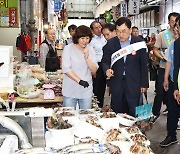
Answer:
[{"left": 72, "top": 25, "right": 93, "bottom": 44}]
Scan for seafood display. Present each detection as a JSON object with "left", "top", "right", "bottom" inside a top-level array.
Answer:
[
  {"left": 45, "top": 107, "right": 153, "bottom": 154},
  {"left": 52, "top": 107, "right": 75, "bottom": 116},
  {"left": 61, "top": 107, "right": 74, "bottom": 111},
  {"left": 79, "top": 109, "right": 94, "bottom": 115},
  {"left": 122, "top": 114, "right": 135, "bottom": 121},
  {"left": 58, "top": 143, "right": 121, "bottom": 154},
  {"left": 92, "top": 97, "right": 98, "bottom": 103},
  {"left": 59, "top": 111, "right": 75, "bottom": 117},
  {"left": 125, "top": 126, "right": 139, "bottom": 134},
  {"left": 106, "top": 129, "right": 128, "bottom": 142},
  {"left": 47, "top": 114, "right": 72, "bottom": 129},
  {"left": 91, "top": 97, "right": 101, "bottom": 111},
  {"left": 130, "top": 134, "right": 147, "bottom": 144},
  {"left": 101, "top": 105, "right": 112, "bottom": 112},
  {"left": 100, "top": 112, "right": 116, "bottom": 118},
  {"left": 79, "top": 137, "right": 99, "bottom": 144},
  {"left": 117, "top": 113, "right": 136, "bottom": 126},
  {"left": 86, "top": 116, "right": 101, "bottom": 128},
  {"left": 130, "top": 143, "right": 152, "bottom": 154}
]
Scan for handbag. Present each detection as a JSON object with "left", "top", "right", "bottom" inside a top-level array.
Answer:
[{"left": 135, "top": 93, "right": 153, "bottom": 133}]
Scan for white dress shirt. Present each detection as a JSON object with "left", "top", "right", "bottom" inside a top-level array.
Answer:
[{"left": 89, "top": 34, "right": 107, "bottom": 62}]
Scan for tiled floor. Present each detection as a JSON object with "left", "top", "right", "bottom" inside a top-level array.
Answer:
[{"left": 104, "top": 81, "right": 180, "bottom": 154}]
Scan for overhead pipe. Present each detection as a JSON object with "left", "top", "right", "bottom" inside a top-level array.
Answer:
[{"left": 0, "top": 116, "right": 32, "bottom": 149}]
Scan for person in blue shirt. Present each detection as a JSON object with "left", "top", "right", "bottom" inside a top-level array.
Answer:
[
  {"left": 161, "top": 14, "right": 180, "bottom": 147},
  {"left": 64, "top": 24, "right": 77, "bottom": 46}
]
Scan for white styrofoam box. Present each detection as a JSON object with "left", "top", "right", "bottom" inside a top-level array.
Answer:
[
  {"left": 0, "top": 46, "right": 13, "bottom": 91},
  {"left": 74, "top": 121, "right": 105, "bottom": 142},
  {"left": 0, "top": 135, "right": 18, "bottom": 154},
  {"left": 27, "top": 107, "right": 53, "bottom": 117},
  {"left": 110, "top": 141, "right": 133, "bottom": 154},
  {"left": 99, "top": 117, "right": 120, "bottom": 131},
  {"left": 78, "top": 109, "right": 96, "bottom": 121},
  {"left": 0, "top": 63, "right": 13, "bottom": 78},
  {"left": 0, "top": 75, "right": 14, "bottom": 92},
  {"left": 0, "top": 45, "right": 13, "bottom": 77},
  {"left": 120, "top": 127, "right": 151, "bottom": 146},
  {"left": 0, "top": 64, "right": 10, "bottom": 77},
  {"left": 14, "top": 148, "right": 51, "bottom": 154},
  {"left": 0, "top": 46, "right": 13, "bottom": 65},
  {"left": 62, "top": 116, "right": 80, "bottom": 127},
  {"left": 117, "top": 113, "right": 136, "bottom": 127},
  {"left": 46, "top": 126, "right": 74, "bottom": 149}
]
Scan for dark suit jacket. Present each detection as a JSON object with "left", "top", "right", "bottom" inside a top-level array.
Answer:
[
  {"left": 173, "top": 38, "right": 180, "bottom": 90},
  {"left": 101, "top": 35, "right": 149, "bottom": 97}
]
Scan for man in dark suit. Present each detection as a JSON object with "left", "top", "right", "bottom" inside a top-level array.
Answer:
[
  {"left": 173, "top": 16, "right": 180, "bottom": 107},
  {"left": 101, "top": 17, "right": 149, "bottom": 117}
]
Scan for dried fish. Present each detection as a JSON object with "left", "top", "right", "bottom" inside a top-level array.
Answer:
[{"left": 58, "top": 143, "right": 121, "bottom": 154}]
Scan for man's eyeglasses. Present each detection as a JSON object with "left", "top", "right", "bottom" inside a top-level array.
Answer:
[{"left": 116, "top": 29, "right": 128, "bottom": 34}]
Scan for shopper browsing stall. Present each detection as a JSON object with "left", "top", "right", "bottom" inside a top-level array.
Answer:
[
  {"left": 101, "top": 17, "right": 149, "bottom": 117},
  {"left": 152, "top": 12, "right": 179, "bottom": 123},
  {"left": 89, "top": 21, "right": 107, "bottom": 108},
  {"left": 62, "top": 25, "right": 98, "bottom": 109},
  {"left": 102, "top": 23, "right": 116, "bottom": 40},
  {"left": 161, "top": 15, "right": 180, "bottom": 147}
]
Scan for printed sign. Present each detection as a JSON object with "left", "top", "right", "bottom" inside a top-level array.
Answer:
[
  {"left": 120, "top": 2, "right": 127, "bottom": 17},
  {"left": 54, "top": 0, "right": 62, "bottom": 12},
  {"left": 163, "top": 29, "right": 173, "bottom": 47},
  {"left": 111, "top": 41, "right": 147, "bottom": 67},
  {"left": 9, "top": 7, "right": 18, "bottom": 27},
  {"left": 128, "top": 0, "right": 140, "bottom": 15},
  {"left": 0, "top": 0, "right": 18, "bottom": 27}
]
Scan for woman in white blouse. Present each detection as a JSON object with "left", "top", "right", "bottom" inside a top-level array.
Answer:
[{"left": 62, "top": 25, "right": 98, "bottom": 109}]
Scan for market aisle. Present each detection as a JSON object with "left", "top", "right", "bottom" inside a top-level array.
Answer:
[{"left": 104, "top": 81, "right": 180, "bottom": 154}]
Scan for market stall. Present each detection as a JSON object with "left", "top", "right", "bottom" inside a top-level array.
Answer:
[
  {"left": 12, "top": 62, "right": 63, "bottom": 108},
  {"left": 0, "top": 97, "right": 154, "bottom": 154},
  {"left": 44, "top": 106, "right": 154, "bottom": 154},
  {"left": 0, "top": 47, "right": 153, "bottom": 153},
  {"left": 3, "top": 104, "right": 153, "bottom": 154}
]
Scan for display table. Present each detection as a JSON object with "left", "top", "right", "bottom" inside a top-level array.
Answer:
[
  {"left": 45, "top": 109, "right": 154, "bottom": 154},
  {"left": 15, "top": 94, "right": 63, "bottom": 108}
]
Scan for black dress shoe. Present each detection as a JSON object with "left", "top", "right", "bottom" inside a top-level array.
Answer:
[{"left": 160, "top": 136, "right": 178, "bottom": 147}]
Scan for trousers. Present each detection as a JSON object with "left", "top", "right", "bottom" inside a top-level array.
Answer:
[
  {"left": 152, "top": 68, "right": 168, "bottom": 116},
  {"left": 167, "top": 80, "right": 180, "bottom": 137}
]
